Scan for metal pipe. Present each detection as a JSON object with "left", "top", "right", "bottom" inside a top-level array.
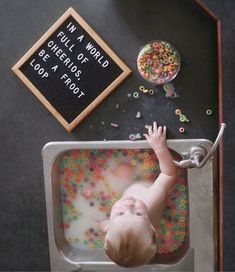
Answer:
[{"left": 197, "top": 123, "right": 226, "bottom": 168}]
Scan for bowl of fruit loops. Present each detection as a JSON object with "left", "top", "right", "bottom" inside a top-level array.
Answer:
[{"left": 137, "top": 40, "right": 180, "bottom": 85}]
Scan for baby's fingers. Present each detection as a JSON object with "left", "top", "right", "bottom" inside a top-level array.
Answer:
[
  {"left": 157, "top": 126, "right": 163, "bottom": 134},
  {"left": 143, "top": 134, "right": 150, "bottom": 141},
  {"left": 153, "top": 122, "right": 157, "bottom": 132},
  {"left": 148, "top": 125, "right": 153, "bottom": 135},
  {"left": 163, "top": 126, "right": 167, "bottom": 136}
]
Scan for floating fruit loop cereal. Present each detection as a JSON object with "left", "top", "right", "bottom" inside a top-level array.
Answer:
[
  {"left": 137, "top": 40, "right": 180, "bottom": 85},
  {"left": 59, "top": 149, "right": 188, "bottom": 254}
]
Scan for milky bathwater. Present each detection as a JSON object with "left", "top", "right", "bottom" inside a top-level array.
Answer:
[{"left": 59, "top": 149, "right": 188, "bottom": 253}]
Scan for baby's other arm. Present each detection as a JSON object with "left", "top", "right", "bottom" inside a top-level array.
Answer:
[{"left": 144, "top": 122, "right": 176, "bottom": 222}]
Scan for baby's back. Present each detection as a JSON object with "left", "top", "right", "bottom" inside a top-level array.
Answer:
[{"left": 122, "top": 180, "right": 152, "bottom": 202}]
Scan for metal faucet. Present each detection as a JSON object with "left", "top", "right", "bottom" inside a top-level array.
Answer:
[{"left": 173, "top": 123, "right": 226, "bottom": 169}]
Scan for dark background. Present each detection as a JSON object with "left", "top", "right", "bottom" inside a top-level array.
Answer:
[{"left": 0, "top": 0, "right": 234, "bottom": 271}]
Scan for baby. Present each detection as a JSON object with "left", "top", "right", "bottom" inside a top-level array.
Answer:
[{"left": 99, "top": 122, "right": 176, "bottom": 267}]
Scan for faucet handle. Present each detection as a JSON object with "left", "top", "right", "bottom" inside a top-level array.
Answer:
[
  {"left": 173, "top": 123, "right": 226, "bottom": 169},
  {"left": 173, "top": 146, "right": 207, "bottom": 168}
]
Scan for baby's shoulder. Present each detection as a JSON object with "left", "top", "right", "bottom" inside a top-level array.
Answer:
[{"left": 124, "top": 180, "right": 152, "bottom": 196}]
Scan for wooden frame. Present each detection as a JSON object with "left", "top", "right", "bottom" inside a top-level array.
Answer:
[{"left": 12, "top": 7, "right": 131, "bottom": 131}]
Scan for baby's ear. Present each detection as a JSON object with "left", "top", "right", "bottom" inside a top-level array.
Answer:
[{"left": 99, "top": 219, "right": 110, "bottom": 233}]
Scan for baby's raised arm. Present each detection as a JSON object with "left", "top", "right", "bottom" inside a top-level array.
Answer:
[
  {"left": 144, "top": 122, "right": 176, "bottom": 223},
  {"left": 144, "top": 122, "right": 175, "bottom": 180}
]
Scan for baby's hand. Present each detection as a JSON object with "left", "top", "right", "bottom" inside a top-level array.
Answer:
[{"left": 143, "top": 122, "right": 167, "bottom": 151}]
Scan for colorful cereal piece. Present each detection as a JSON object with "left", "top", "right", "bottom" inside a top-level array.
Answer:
[
  {"left": 133, "top": 92, "right": 139, "bottom": 98},
  {"left": 136, "top": 111, "right": 142, "bottom": 118},
  {"left": 129, "top": 134, "right": 136, "bottom": 141},
  {"left": 163, "top": 83, "right": 174, "bottom": 92},
  {"left": 149, "top": 89, "right": 155, "bottom": 95},
  {"left": 206, "top": 109, "right": 213, "bottom": 115},
  {"left": 175, "top": 109, "right": 181, "bottom": 116},
  {"left": 111, "top": 123, "right": 119, "bottom": 128},
  {"left": 179, "top": 114, "right": 187, "bottom": 123},
  {"left": 179, "top": 127, "right": 185, "bottom": 133},
  {"left": 131, "top": 160, "right": 137, "bottom": 166},
  {"left": 139, "top": 86, "right": 145, "bottom": 91}
]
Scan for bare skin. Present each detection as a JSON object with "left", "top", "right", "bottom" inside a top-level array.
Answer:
[{"left": 100, "top": 122, "right": 176, "bottom": 240}]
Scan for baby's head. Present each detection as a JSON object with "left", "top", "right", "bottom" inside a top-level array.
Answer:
[{"left": 103, "top": 197, "right": 157, "bottom": 267}]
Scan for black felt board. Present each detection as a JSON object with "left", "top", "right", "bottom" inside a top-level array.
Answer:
[{"left": 13, "top": 8, "right": 131, "bottom": 131}]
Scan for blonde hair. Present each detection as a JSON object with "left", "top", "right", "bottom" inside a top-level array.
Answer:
[{"left": 104, "top": 226, "right": 157, "bottom": 267}]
